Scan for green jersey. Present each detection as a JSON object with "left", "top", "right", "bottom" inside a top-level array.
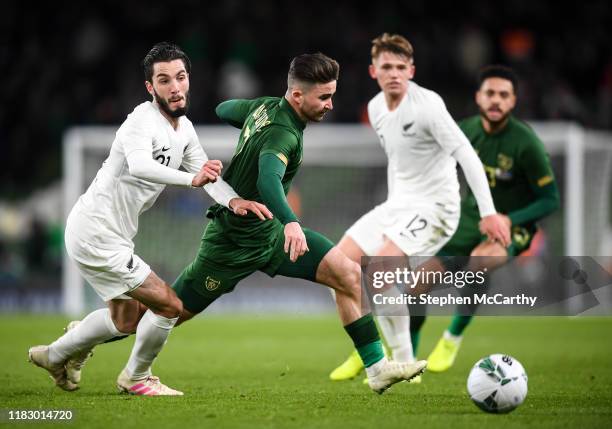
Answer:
[
  {"left": 207, "top": 96, "right": 305, "bottom": 247},
  {"left": 459, "top": 115, "right": 559, "bottom": 233}
]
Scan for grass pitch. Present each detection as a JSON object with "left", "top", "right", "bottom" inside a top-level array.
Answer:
[{"left": 1, "top": 315, "right": 611, "bottom": 428}]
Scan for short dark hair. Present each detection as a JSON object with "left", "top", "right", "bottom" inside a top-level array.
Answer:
[
  {"left": 287, "top": 53, "right": 339, "bottom": 89},
  {"left": 142, "top": 42, "right": 191, "bottom": 82},
  {"left": 478, "top": 65, "right": 518, "bottom": 92}
]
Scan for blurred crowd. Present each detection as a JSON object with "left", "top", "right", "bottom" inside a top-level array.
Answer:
[
  {"left": 1, "top": 1, "right": 611, "bottom": 301},
  {"left": 2, "top": 0, "right": 611, "bottom": 198}
]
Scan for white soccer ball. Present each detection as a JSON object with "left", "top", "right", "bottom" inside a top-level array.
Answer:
[{"left": 467, "top": 354, "right": 528, "bottom": 413}]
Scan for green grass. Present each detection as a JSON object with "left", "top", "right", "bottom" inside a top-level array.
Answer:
[{"left": 1, "top": 315, "right": 611, "bottom": 428}]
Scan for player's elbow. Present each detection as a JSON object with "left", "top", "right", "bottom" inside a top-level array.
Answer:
[
  {"left": 215, "top": 101, "right": 232, "bottom": 120},
  {"left": 214, "top": 102, "right": 224, "bottom": 119},
  {"left": 548, "top": 193, "right": 561, "bottom": 213},
  {"left": 127, "top": 162, "right": 147, "bottom": 180}
]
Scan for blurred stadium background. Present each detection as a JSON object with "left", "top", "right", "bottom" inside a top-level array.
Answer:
[{"left": 1, "top": 0, "right": 611, "bottom": 314}]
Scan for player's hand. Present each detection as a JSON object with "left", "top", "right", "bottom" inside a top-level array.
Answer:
[
  {"left": 229, "top": 198, "right": 274, "bottom": 220},
  {"left": 192, "top": 160, "right": 223, "bottom": 187},
  {"left": 479, "top": 213, "right": 511, "bottom": 247},
  {"left": 284, "top": 222, "right": 309, "bottom": 262}
]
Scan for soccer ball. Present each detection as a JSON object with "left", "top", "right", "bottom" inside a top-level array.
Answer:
[{"left": 467, "top": 354, "right": 528, "bottom": 413}]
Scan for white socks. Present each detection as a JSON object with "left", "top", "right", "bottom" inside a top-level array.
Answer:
[
  {"left": 125, "top": 310, "right": 178, "bottom": 380},
  {"left": 443, "top": 330, "right": 463, "bottom": 343},
  {"left": 376, "top": 315, "right": 415, "bottom": 363},
  {"left": 48, "top": 308, "right": 127, "bottom": 365}
]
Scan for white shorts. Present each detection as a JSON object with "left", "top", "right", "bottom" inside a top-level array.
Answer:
[
  {"left": 65, "top": 211, "right": 151, "bottom": 302},
  {"left": 346, "top": 200, "right": 460, "bottom": 257}
]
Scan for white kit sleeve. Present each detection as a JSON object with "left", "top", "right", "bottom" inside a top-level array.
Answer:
[
  {"left": 424, "top": 93, "right": 496, "bottom": 217},
  {"left": 452, "top": 144, "right": 497, "bottom": 218},
  {"left": 425, "top": 94, "right": 465, "bottom": 155},
  {"left": 119, "top": 115, "right": 195, "bottom": 186},
  {"left": 126, "top": 149, "right": 195, "bottom": 186},
  {"left": 183, "top": 129, "right": 239, "bottom": 208}
]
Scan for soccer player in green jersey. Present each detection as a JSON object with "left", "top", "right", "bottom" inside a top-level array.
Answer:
[
  {"left": 412, "top": 65, "right": 560, "bottom": 372},
  {"left": 171, "top": 53, "right": 426, "bottom": 394}
]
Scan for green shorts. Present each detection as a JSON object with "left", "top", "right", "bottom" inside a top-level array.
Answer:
[
  {"left": 438, "top": 211, "right": 534, "bottom": 259},
  {"left": 172, "top": 219, "right": 335, "bottom": 314}
]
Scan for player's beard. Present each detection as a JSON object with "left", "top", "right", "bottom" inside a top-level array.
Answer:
[
  {"left": 479, "top": 106, "right": 510, "bottom": 127},
  {"left": 303, "top": 106, "right": 329, "bottom": 122},
  {"left": 154, "top": 89, "right": 190, "bottom": 118}
]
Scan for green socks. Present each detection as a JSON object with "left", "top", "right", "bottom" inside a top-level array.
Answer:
[
  {"left": 448, "top": 314, "right": 473, "bottom": 336},
  {"left": 344, "top": 314, "right": 385, "bottom": 367}
]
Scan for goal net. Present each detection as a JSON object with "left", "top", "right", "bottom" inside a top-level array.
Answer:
[{"left": 62, "top": 122, "right": 612, "bottom": 316}]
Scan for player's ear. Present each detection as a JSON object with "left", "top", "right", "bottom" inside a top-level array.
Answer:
[
  {"left": 291, "top": 88, "right": 304, "bottom": 104},
  {"left": 408, "top": 64, "right": 415, "bottom": 79},
  {"left": 145, "top": 81, "right": 154, "bottom": 97},
  {"left": 508, "top": 94, "right": 517, "bottom": 111},
  {"left": 368, "top": 64, "right": 377, "bottom": 80}
]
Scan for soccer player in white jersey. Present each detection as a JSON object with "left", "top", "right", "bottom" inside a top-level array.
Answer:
[
  {"left": 28, "top": 42, "right": 272, "bottom": 396},
  {"left": 329, "top": 33, "right": 511, "bottom": 382}
]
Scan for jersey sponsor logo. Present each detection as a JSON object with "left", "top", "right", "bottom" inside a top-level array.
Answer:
[
  {"left": 484, "top": 153, "right": 515, "bottom": 187},
  {"left": 161, "top": 146, "right": 171, "bottom": 152},
  {"left": 237, "top": 104, "right": 270, "bottom": 156},
  {"left": 401, "top": 121, "right": 416, "bottom": 136},
  {"left": 244, "top": 104, "right": 270, "bottom": 143},
  {"left": 205, "top": 276, "right": 221, "bottom": 291},
  {"left": 497, "top": 153, "right": 514, "bottom": 171}
]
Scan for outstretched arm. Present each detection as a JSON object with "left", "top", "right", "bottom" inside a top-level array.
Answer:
[
  {"left": 182, "top": 129, "right": 272, "bottom": 220},
  {"left": 215, "top": 99, "right": 260, "bottom": 129},
  {"left": 126, "top": 149, "right": 197, "bottom": 186}
]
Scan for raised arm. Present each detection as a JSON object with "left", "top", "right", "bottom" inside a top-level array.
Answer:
[{"left": 215, "top": 99, "right": 260, "bottom": 129}]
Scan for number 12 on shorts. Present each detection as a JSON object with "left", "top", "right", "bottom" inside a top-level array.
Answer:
[{"left": 400, "top": 214, "right": 428, "bottom": 239}]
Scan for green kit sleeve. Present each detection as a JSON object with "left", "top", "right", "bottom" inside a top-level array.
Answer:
[
  {"left": 215, "top": 99, "right": 258, "bottom": 129},
  {"left": 508, "top": 141, "right": 560, "bottom": 225},
  {"left": 257, "top": 153, "right": 299, "bottom": 225}
]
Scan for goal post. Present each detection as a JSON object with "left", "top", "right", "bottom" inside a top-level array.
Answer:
[{"left": 61, "top": 122, "right": 612, "bottom": 316}]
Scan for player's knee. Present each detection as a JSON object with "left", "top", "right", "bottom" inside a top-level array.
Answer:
[{"left": 336, "top": 260, "right": 361, "bottom": 298}]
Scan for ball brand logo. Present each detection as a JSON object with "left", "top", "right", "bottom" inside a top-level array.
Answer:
[{"left": 205, "top": 276, "right": 221, "bottom": 291}]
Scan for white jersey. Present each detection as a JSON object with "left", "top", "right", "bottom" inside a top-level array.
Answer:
[
  {"left": 367, "top": 81, "right": 469, "bottom": 208},
  {"left": 72, "top": 101, "right": 237, "bottom": 248}
]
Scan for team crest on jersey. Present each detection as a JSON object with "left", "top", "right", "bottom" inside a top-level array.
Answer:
[
  {"left": 205, "top": 276, "right": 221, "bottom": 291},
  {"left": 497, "top": 153, "right": 514, "bottom": 171}
]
